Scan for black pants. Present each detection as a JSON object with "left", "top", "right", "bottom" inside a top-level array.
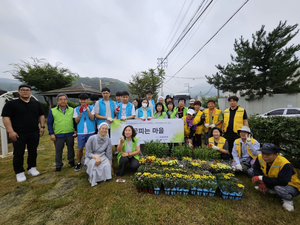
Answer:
[
  {"left": 12, "top": 130, "right": 40, "bottom": 174},
  {"left": 117, "top": 157, "right": 139, "bottom": 176},
  {"left": 193, "top": 134, "right": 202, "bottom": 148},
  {"left": 224, "top": 133, "right": 239, "bottom": 156},
  {"left": 220, "top": 153, "right": 231, "bottom": 160},
  {"left": 54, "top": 135, "right": 75, "bottom": 169}
]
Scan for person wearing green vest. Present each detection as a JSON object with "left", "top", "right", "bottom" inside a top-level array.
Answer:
[
  {"left": 231, "top": 126, "right": 260, "bottom": 174},
  {"left": 47, "top": 93, "right": 76, "bottom": 173},
  {"left": 166, "top": 101, "right": 179, "bottom": 151},
  {"left": 164, "top": 95, "right": 173, "bottom": 112},
  {"left": 250, "top": 143, "right": 300, "bottom": 212},
  {"left": 154, "top": 102, "right": 168, "bottom": 119},
  {"left": 166, "top": 101, "right": 178, "bottom": 119},
  {"left": 175, "top": 98, "right": 188, "bottom": 118},
  {"left": 116, "top": 125, "right": 140, "bottom": 176}
]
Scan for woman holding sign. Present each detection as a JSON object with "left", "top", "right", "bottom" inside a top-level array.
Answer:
[
  {"left": 84, "top": 122, "right": 113, "bottom": 187},
  {"left": 116, "top": 125, "right": 140, "bottom": 176}
]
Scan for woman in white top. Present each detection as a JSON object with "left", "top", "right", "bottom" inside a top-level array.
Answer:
[{"left": 116, "top": 125, "right": 140, "bottom": 176}]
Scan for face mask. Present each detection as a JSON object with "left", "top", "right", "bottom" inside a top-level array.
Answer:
[{"left": 142, "top": 103, "right": 147, "bottom": 108}]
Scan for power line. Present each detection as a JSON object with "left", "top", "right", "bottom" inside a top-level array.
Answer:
[
  {"left": 158, "top": 0, "right": 187, "bottom": 58},
  {"left": 203, "top": 86, "right": 214, "bottom": 95},
  {"left": 169, "top": 0, "right": 217, "bottom": 66},
  {"left": 158, "top": 0, "right": 214, "bottom": 68},
  {"left": 164, "top": 75, "right": 205, "bottom": 79},
  {"left": 164, "top": 0, "right": 250, "bottom": 85},
  {"left": 161, "top": 0, "right": 195, "bottom": 58}
]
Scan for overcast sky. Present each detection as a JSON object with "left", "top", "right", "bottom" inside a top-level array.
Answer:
[{"left": 1, "top": 0, "right": 300, "bottom": 96}]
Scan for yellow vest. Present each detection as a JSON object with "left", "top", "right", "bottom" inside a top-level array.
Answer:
[
  {"left": 183, "top": 116, "right": 194, "bottom": 138},
  {"left": 209, "top": 136, "right": 228, "bottom": 155},
  {"left": 258, "top": 154, "right": 300, "bottom": 191},
  {"left": 234, "top": 138, "right": 257, "bottom": 160},
  {"left": 203, "top": 108, "right": 222, "bottom": 132},
  {"left": 192, "top": 110, "right": 204, "bottom": 135},
  {"left": 223, "top": 107, "right": 245, "bottom": 133}
]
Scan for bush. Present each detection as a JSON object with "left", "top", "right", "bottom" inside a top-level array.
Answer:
[
  {"left": 41, "top": 102, "right": 49, "bottom": 117},
  {"left": 248, "top": 116, "right": 300, "bottom": 168},
  {"left": 171, "top": 145, "right": 193, "bottom": 160},
  {"left": 144, "top": 140, "right": 169, "bottom": 158},
  {"left": 193, "top": 146, "right": 220, "bottom": 161}
]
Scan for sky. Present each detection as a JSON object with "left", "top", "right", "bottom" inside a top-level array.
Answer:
[{"left": 1, "top": 0, "right": 300, "bottom": 97}]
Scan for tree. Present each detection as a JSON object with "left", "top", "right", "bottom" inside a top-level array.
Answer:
[
  {"left": 206, "top": 21, "right": 300, "bottom": 101},
  {"left": 5, "top": 58, "right": 78, "bottom": 105},
  {"left": 128, "top": 68, "right": 165, "bottom": 99},
  {"left": 200, "top": 95, "right": 220, "bottom": 109}
]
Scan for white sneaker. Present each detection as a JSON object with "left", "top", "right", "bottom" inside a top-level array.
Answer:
[
  {"left": 28, "top": 167, "right": 40, "bottom": 176},
  {"left": 282, "top": 199, "right": 294, "bottom": 212},
  {"left": 16, "top": 172, "right": 26, "bottom": 182},
  {"left": 114, "top": 149, "right": 119, "bottom": 155}
]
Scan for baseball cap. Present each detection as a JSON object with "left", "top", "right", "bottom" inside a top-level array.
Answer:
[
  {"left": 187, "top": 109, "right": 195, "bottom": 115},
  {"left": 260, "top": 143, "right": 280, "bottom": 154}
]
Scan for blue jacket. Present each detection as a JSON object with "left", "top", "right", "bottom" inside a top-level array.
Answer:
[
  {"left": 96, "top": 99, "right": 115, "bottom": 125},
  {"left": 117, "top": 102, "right": 134, "bottom": 119},
  {"left": 75, "top": 105, "right": 95, "bottom": 134},
  {"left": 137, "top": 107, "right": 152, "bottom": 118}
]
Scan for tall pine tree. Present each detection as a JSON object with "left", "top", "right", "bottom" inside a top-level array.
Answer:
[{"left": 206, "top": 21, "right": 300, "bottom": 100}]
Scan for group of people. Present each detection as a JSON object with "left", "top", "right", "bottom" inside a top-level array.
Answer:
[{"left": 1, "top": 84, "right": 300, "bottom": 212}]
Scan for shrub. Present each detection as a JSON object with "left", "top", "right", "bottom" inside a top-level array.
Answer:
[
  {"left": 248, "top": 116, "right": 300, "bottom": 168},
  {"left": 171, "top": 145, "right": 193, "bottom": 160},
  {"left": 144, "top": 140, "right": 169, "bottom": 158},
  {"left": 193, "top": 146, "right": 220, "bottom": 161}
]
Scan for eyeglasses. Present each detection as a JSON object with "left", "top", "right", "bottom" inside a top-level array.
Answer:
[{"left": 20, "top": 89, "right": 31, "bottom": 92}]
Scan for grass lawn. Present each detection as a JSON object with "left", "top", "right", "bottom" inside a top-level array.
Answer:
[{"left": 0, "top": 133, "right": 300, "bottom": 225}]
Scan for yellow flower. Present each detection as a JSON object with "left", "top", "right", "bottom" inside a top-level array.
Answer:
[
  {"left": 226, "top": 173, "right": 235, "bottom": 177},
  {"left": 237, "top": 183, "right": 244, "bottom": 188},
  {"left": 224, "top": 175, "right": 230, "bottom": 180}
]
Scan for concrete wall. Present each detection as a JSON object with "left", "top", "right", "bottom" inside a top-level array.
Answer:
[{"left": 218, "top": 93, "right": 300, "bottom": 116}]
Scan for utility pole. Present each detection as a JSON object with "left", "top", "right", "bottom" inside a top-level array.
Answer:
[
  {"left": 184, "top": 83, "right": 190, "bottom": 94},
  {"left": 157, "top": 58, "right": 168, "bottom": 96}
]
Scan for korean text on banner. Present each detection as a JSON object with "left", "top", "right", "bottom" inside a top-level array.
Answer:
[{"left": 110, "top": 119, "right": 184, "bottom": 145}]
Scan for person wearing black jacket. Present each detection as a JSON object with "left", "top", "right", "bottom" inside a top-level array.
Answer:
[{"left": 249, "top": 143, "right": 300, "bottom": 212}]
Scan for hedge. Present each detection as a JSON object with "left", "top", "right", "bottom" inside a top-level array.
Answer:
[{"left": 248, "top": 116, "right": 300, "bottom": 168}]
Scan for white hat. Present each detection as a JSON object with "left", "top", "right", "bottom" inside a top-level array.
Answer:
[
  {"left": 187, "top": 109, "right": 195, "bottom": 115},
  {"left": 189, "top": 99, "right": 195, "bottom": 104},
  {"left": 237, "top": 126, "right": 252, "bottom": 136}
]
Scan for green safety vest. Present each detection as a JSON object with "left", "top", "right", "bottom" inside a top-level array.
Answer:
[
  {"left": 154, "top": 112, "right": 166, "bottom": 119},
  {"left": 117, "top": 136, "right": 139, "bottom": 164},
  {"left": 51, "top": 106, "right": 74, "bottom": 135}
]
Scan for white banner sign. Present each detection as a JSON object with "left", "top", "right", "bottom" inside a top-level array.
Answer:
[{"left": 110, "top": 119, "right": 184, "bottom": 145}]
